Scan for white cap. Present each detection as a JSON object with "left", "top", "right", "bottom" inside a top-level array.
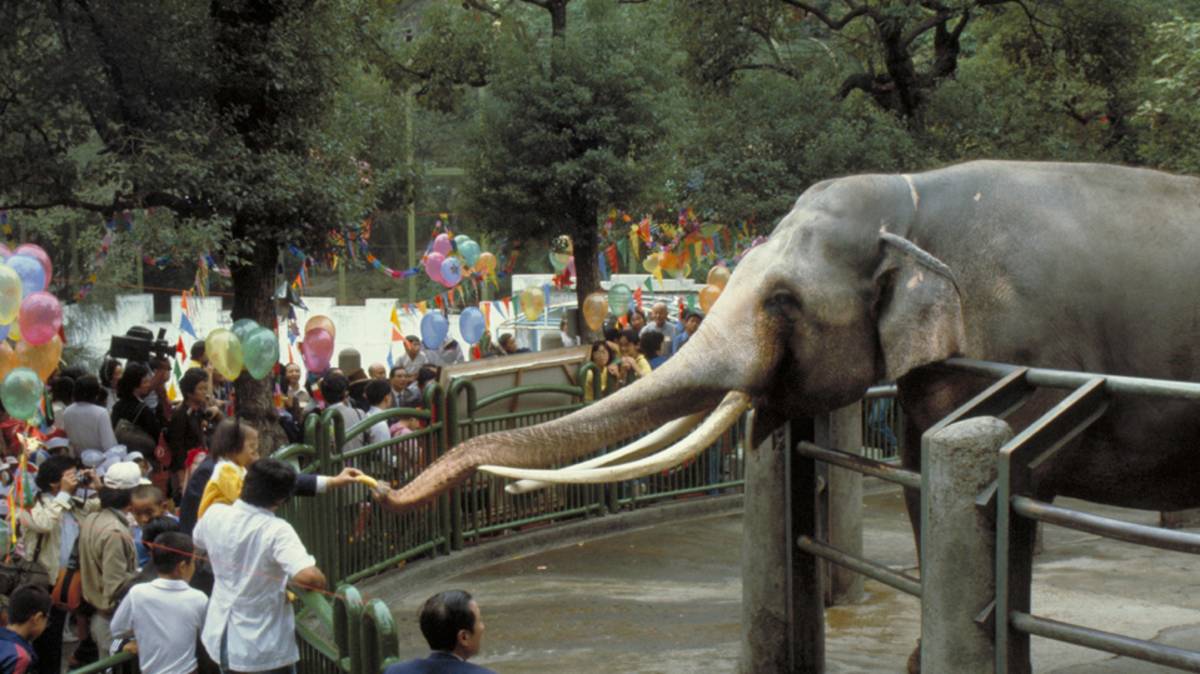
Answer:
[
  {"left": 45, "top": 437, "right": 70, "bottom": 450},
  {"left": 80, "top": 450, "right": 105, "bottom": 468},
  {"left": 102, "top": 462, "right": 151, "bottom": 490},
  {"left": 104, "top": 445, "right": 128, "bottom": 460},
  {"left": 126, "top": 451, "right": 146, "bottom": 463}
]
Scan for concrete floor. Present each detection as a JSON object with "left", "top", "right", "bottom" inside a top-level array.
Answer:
[{"left": 367, "top": 488, "right": 1200, "bottom": 673}]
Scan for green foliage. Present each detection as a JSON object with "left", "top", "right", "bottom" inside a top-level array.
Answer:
[{"left": 1134, "top": 16, "right": 1200, "bottom": 173}]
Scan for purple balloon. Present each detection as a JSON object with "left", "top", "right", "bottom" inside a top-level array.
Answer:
[
  {"left": 13, "top": 245, "right": 51, "bottom": 283},
  {"left": 18, "top": 291, "right": 61, "bottom": 346},
  {"left": 432, "top": 234, "right": 453, "bottom": 256},
  {"left": 439, "top": 257, "right": 463, "bottom": 287},
  {"left": 7, "top": 255, "right": 43, "bottom": 298},
  {"left": 301, "top": 328, "right": 334, "bottom": 372}
]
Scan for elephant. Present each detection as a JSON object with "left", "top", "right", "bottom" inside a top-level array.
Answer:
[{"left": 382, "top": 160, "right": 1200, "bottom": 534}]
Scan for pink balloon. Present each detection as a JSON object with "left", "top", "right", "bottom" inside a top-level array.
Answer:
[
  {"left": 424, "top": 252, "right": 446, "bottom": 284},
  {"left": 0, "top": 245, "right": 10, "bottom": 259},
  {"left": 18, "top": 291, "right": 62, "bottom": 346},
  {"left": 13, "top": 245, "right": 51, "bottom": 283},
  {"left": 432, "top": 234, "right": 453, "bottom": 256},
  {"left": 301, "top": 328, "right": 334, "bottom": 372},
  {"left": 566, "top": 255, "right": 576, "bottom": 278}
]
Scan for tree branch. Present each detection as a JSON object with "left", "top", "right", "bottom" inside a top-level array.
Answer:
[
  {"left": 779, "top": 0, "right": 875, "bottom": 30},
  {"left": 719, "top": 62, "right": 803, "bottom": 81},
  {"left": 462, "top": 0, "right": 502, "bottom": 18}
]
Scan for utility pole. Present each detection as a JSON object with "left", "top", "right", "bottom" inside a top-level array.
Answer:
[{"left": 406, "top": 88, "right": 417, "bottom": 304}]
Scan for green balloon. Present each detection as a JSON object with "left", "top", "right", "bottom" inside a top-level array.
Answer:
[
  {"left": 243, "top": 327, "right": 281, "bottom": 380},
  {"left": 607, "top": 283, "right": 632, "bottom": 316},
  {"left": 231, "top": 318, "right": 259, "bottom": 344},
  {"left": 1, "top": 368, "right": 42, "bottom": 421}
]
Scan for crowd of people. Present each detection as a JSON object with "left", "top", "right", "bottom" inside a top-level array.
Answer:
[{"left": 0, "top": 302, "right": 697, "bottom": 672}]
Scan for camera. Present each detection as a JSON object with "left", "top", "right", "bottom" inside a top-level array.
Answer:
[{"left": 109, "top": 326, "right": 172, "bottom": 363}]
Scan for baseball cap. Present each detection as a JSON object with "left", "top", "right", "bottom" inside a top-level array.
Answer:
[
  {"left": 80, "top": 450, "right": 105, "bottom": 468},
  {"left": 45, "top": 437, "right": 70, "bottom": 451},
  {"left": 103, "top": 462, "right": 151, "bottom": 489},
  {"left": 126, "top": 451, "right": 146, "bottom": 463}
]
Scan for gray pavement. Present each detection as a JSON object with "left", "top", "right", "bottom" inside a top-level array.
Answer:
[{"left": 366, "top": 487, "right": 1200, "bottom": 673}]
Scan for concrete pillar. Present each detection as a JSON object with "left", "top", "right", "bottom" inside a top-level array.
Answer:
[
  {"left": 815, "top": 403, "right": 863, "bottom": 605},
  {"left": 740, "top": 419, "right": 793, "bottom": 674},
  {"left": 920, "top": 416, "right": 1012, "bottom": 673}
]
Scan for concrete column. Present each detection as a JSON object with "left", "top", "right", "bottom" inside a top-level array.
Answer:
[
  {"left": 815, "top": 403, "right": 863, "bottom": 605},
  {"left": 920, "top": 416, "right": 1012, "bottom": 673}
]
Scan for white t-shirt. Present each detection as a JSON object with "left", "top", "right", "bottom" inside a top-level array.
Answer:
[
  {"left": 193, "top": 501, "right": 316, "bottom": 671},
  {"left": 110, "top": 578, "right": 208, "bottom": 674}
]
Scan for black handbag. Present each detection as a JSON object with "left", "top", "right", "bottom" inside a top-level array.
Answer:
[{"left": 0, "top": 534, "right": 50, "bottom": 595}]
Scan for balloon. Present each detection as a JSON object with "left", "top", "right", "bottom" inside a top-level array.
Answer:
[
  {"left": 1, "top": 368, "right": 43, "bottom": 420},
  {"left": 231, "top": 318, "right": 259, "bottom": 343},
  {"left": 0, "top": 245, "right": 9, "bottom": 259},
  {"left": 424, "top": 252, "right": 446, "bottom": 284},
  {"left": 671, "top": 261, "right": 692, "bottom": 280},
  {"left": 660, "top": 251, "right": 680, "bottom": 272},
  {"left": 439, "top": 256, "right": 463, "bottom": 287},
  {"left": 642, "top": 253, "right": 661, "bottom": 274},
  {"left": 0, "top": 342, "right": 14, "bottom": 382},
  {"left": 454, "top": 235, "right": 471, "bottom": 251},
  {"left": 565, "top": 256, "right": 575, "bottom": 278},
  {"left": 206, "top": 328, "right": 244, "bottom": 381},
  {"left": 301, "top": 328, "right": 334, "bottom": 372},
  {"left": 432, "top": 234, "right": 453, "bottom": 256},
  {"left": 460, "top": 307, "right": 486, "bottom": 344},
  {"left": 15, "top": 335, "right": 61, "bottom": 382},
  {"left": 7, "top": 321, "right": 20, "bottom": 343},
  {"left": 0, "top": 325, "right": 9, "bottom": 343},
  {"left": 458, "top": 239, "right": 481, "bottom": 267},
  {"left": 243, "top": 327, "right": 280, "bottom": 380},
  {"left": 0, "top": 264, "right": 22, "bottom": 324},
  {"left": 420, "top": 312, "right": 449, "bottom": 349},
  {"left": 548, "top": 251, "right": 569, "bottom": 272},
  {"left": 13, "top": 245, "right": 51, "bottom": 284},
  {"left": 607, "top": 283, "right": 632, "bottom": 315},
  {"left": 699, "top": 284, "right": 723, "bottom": 313},
  {"left": 582, "top": 292, "right": 609, "bottom": 331},
  {"left": 17, "top": 292, "right": 62, "bottom": 346},
  {"left": 707, "top": 265, "right": 731, "bottom": 289},
  {"left": 7, "top": 255, "right": 44, "bottom": 298},
  {"left": 476, "top": 252, "right": 497, "bottom": 275},
  {"left": 304, "top": 315, "right": 336, "bottom": 341},
  {"left": 520, "top": 287, "right": 544, "bottom": 321}
]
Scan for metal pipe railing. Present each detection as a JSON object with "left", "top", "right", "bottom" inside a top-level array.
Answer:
[
  {"left": 1010, "top": 612, "right": 1200, "bottom": 672},
  {"left": 1011, "top": 495, "right": 1200, "bottom": 555}
]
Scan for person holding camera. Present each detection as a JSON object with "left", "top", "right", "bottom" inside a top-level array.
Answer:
[
  {"left": 16, "top": 456, "right": 100, "bottom": 672},
  {"left": 165, "top": 369, "right": 222, "bottom": 502}
]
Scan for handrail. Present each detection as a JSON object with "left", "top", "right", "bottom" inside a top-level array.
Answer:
[
  {"left": 474, "top": 383, "right": 585, "bottom": 410},
  {"left": 942, "top": 358, "right": 1200, "bottom": 399},
  {"left": 68, "top": 653, "right": 138, "bottom": 674},
  {"left": 1011, "top": 495, "right": 1200, "bottom": 555}
]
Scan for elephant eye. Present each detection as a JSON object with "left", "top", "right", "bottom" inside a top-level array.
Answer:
[{"left": 765, "top": 290, "right": 802, "bottom": 318}]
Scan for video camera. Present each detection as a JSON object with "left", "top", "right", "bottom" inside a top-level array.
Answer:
[{"left": 109, "top": 326, "right": 172, "bottom": 363}]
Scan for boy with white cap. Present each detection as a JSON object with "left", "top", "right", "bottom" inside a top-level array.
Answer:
[{"left": 79, "top": 462, "right": 148, "bottom": 652}]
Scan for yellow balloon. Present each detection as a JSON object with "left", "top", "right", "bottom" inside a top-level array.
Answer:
[
  {"left": 477, "top": 252, "right": 497, "bottom": 274},
  {"left": 520, "top": 287, "right": 544, "bottom": 321},
  {"left": 16, "top": 334, "right": 61, "bottom": 381},
  {"left": 642, "top": 253, "right": 661, "bottom": 274},
  {"left": 0, "top": 342, "right": 16, "bottom": 382},
  {"left": 671, "top": 261, "right": 692, "bottom": 280},
  {"left": 699, "top": 284, "right": 723, "bottom": 313},
  {"left": 206, "top": 328, "right": 245, "bottom": 381},
  {"left": 582, "top": 292, "right": 609, "bottom": 332},
  {"left": 706, "top": 265, "right": 731, "bottom": 289},
  {"left": 8, "top": 321, "right": 21, "bottom": 343},
  {"left": 0, "top": 265, "right": 20, "bottom": 325}
]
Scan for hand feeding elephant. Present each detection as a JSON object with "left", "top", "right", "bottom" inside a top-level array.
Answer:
[{"left": 382, "top": 160, "right": 1200, "bottom": 539}]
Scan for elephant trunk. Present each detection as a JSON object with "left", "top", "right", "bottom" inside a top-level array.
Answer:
[{"left": 386, "top": 325, "right": 751, "bottom": 509}]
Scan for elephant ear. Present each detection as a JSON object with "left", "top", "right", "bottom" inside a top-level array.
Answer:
[{"left": 873, "top": 232, "right": 966, "bottom": 381}]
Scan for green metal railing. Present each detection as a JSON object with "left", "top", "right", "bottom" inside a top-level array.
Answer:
[{"left": 295, "top": 586, "right": 403, "bottom": 674}]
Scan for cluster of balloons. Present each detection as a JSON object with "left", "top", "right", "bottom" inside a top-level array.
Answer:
[
  {"left": 420, "top": 306, "right": 488, "bottom": 350},
  {"left": 298, "top": 316, "right": 335, "bottom": 373},
  {"left": 642, "top": 250, "right": 692, "bottom": 280},
  {"left": 424, "top": 233, "right": 498, "bottom": 289},
  {"left": 519, "top": 287, "right": 546, "bottom": 322},
  {"left": 574, "top": 264, "right": 731, "bottom": 333},
  {"left": 0, "top": 243, "right": 64, "bottom": 420},
  {"left": 549, "top": 235, "right": 575, "bottom": 278},
  {"left": 205, "top": 318, "right": 282, "bottom": 381}
]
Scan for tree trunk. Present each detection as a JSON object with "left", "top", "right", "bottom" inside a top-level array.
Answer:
[
  {"left": 571, "top": 206, "right": 601, "bottom": 342},
  {"left": 230, "top": 232, "right": 287, "bottom": 451}
]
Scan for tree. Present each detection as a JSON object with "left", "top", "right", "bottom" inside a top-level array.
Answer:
[
  {"left": 0, "top": 0, "right": 402, "bottom": 445},
  {"left": 464, "top": 1, "right": 674, "bottom": 332}
]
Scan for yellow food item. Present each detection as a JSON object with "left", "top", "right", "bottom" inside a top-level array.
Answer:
[{"left": 356, "top": 474, "right": 379, "bottom": 490}]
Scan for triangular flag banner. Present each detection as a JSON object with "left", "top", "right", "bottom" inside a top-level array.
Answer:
[
  {"left": 173, "top": 360, "right": 182, "bottom": 379},
  {"left": 634, "top": 287, "right": 643, "bottom": 310},
  {"left": 167, "top": 381, "right": 178, "bottom": 402},
  {"left": 482, "top": 302, "right": 491, "bottom": 329},
  {"left": 287, "top": 344, "right": 295, "bottom": 365},
  {"left": 179, "top": 313, "right": 198, "bottom": 339},
  {"left": 391, "top": 326, "right": 404, "bottom": 342},
  {"left": 181, "top": 290, "right": 189, "bottom": 314},
  {"left": 417, "top": 301, "right": 428, "bottom": 315},
  {"left": 643, "top": 276, "right": 654, "bottom": 292},
  {"left": 502, "top": 297, "right": 511, "bottom": 315},
  {"left": 386, "top": 346, "right": 394, "bottom": 371},
  {"left": 687, "top": 294, "right": 697, "bottom": 311},
  {"left": 175, "top": 336, "right": 186, "bottom": 358},
  {"left": 542, "top": 284, "right": 552, "bottom": 320},
  {"left": 389, "top": 306, "right": 400, "bottom": 328}
]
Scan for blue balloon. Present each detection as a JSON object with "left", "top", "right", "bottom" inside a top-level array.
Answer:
[
  {"left": 421, "top": 312, "right": 449, "bottom": 349},
  {"left": 8, "top": 255, "right": 44, "bottom": 298},
  {"left": 439, "top": 256, "right": 463, "bottom": 287},
  {"left": 459, "top": 307, "right": 485, "bottom": 345},
  {"left": 458, "top": 240, "right": 481, "bottom": 267}
]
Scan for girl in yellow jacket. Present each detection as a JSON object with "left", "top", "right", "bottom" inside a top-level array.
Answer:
[{"left": 196, "top": 418, "right": 259, "bottom": 521}]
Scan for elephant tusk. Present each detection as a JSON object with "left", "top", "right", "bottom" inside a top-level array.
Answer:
[
  {"left": 481, "top": 391, "right": 751, "bottom": 485},
  {"left": 504, "top": 412, "right": 708, "bottom": 495}
]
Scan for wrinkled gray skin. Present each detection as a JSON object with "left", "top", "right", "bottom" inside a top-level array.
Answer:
[{"left": 386, "top": 160, "right": 1200, "bottom": 520}]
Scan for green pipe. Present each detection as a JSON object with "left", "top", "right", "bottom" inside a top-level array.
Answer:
[
  {"left": 343, "top": 540, "right": 443, "bottom": 584},
  {"left": 463, "top": 504, "right": 603, "bottom": 538}
]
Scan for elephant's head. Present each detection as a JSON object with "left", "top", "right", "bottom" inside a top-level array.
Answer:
[{"left": 384, "top": 173, "right": 965, "bottom": 509}]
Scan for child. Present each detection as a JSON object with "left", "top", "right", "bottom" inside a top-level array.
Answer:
[
  {"left": 110, "top": 531, "right": 207, "bottom": 673},
  {"left": 0, "top": 585, "right": 51, "bottom": 673},
  {"left": 195, "top": 419, "right": 259, "bottom": 522}
]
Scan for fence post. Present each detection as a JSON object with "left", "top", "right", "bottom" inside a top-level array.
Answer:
[
  {"left": 740, "top": 415, "right": 823, "bottom": 673},
  {"left": 815, "top": 403, "right": 863, "bottom": 605},
  {"left": 921, "top": 416, "right": 1011, "bottom": 673}
]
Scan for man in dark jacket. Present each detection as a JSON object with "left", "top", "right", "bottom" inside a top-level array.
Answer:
[
  {"left": 0, "top": 585, "right": 51, "bottom": 673},
  {"left": 385, "top": 590, "right": 495, "bottom": 674},
  {"left": 178, "top": 459, "right": 364, "bottom": 534}
]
